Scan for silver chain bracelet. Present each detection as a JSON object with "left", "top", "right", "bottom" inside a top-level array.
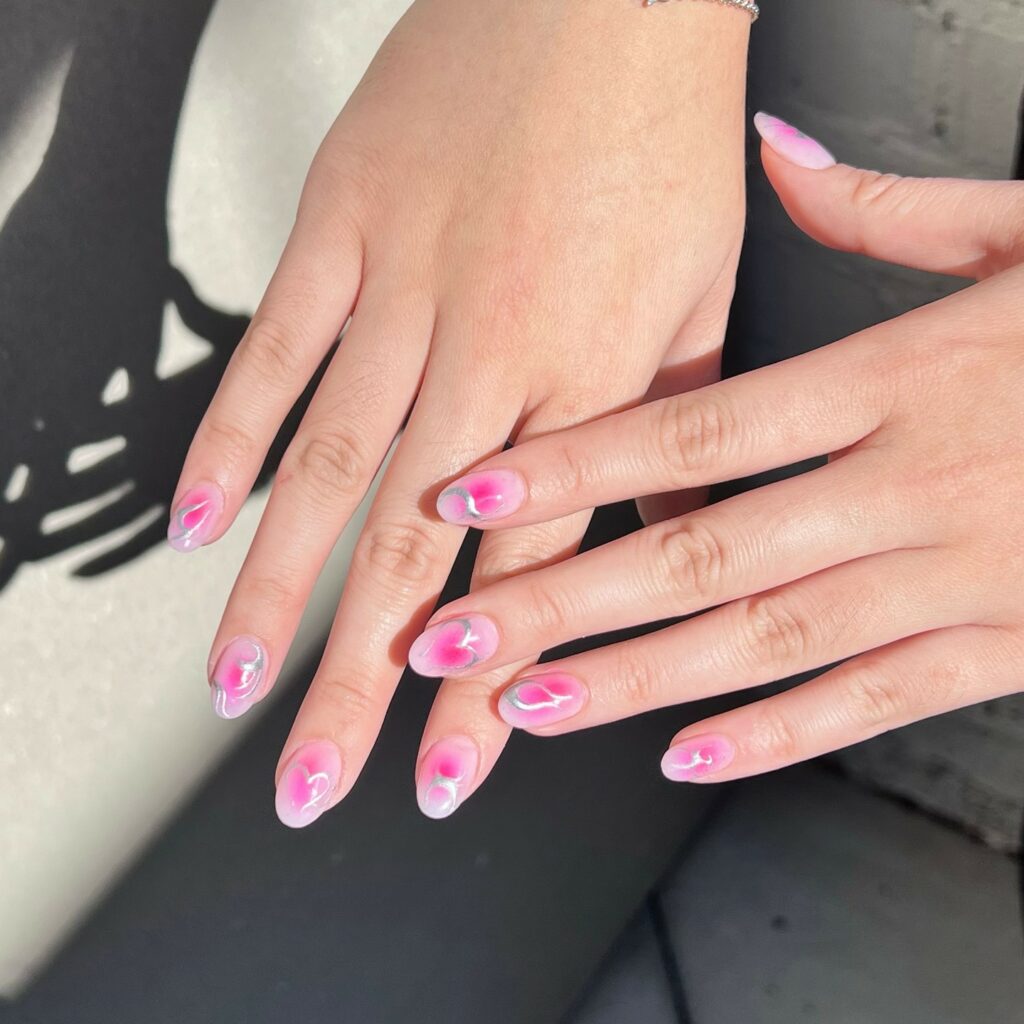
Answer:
[{"left": 643, "top": 0, "right": 760, "bottom": 22}]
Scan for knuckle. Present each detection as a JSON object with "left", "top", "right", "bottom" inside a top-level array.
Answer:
[
  {"left": 657, "top": 396, "right": 731, "bottom": 476},
  {"left": 749, "top": 707, "right": 801, "bottom": 763},
  {"left": 519, "top": 580, "right": 574, "bottom": 635},
  {"left": 849, "top": 169, "right": 907, "bottom": 215},
  {"left": 290, "top": 430, "right": 368, "bottom": 502},
  {"left": 839, "top": 665, "right": 906, "bottom": 730},
  {"left": 244, "top": 571, "right": 301, "bottom": 616},
  {"left": 358, "top": 519, "right": 444, "bottom": 589},
  {"left": 611, "top": 648, "right": 666, "bottom": 708},
  {"left": 314, "top": 674, "right": 380, "bottom": 720},
  {"left": 200, "top": 416, "right": 255, "bottom": 471},
  {"left": 659, "top": 519, "right": 727, "bottom": 601},
  {"left": 743, "top": 594, "right": 812, "bottom": 668},
  {"left": 239, "top": 316, "right": 302, "bottom": 380}
]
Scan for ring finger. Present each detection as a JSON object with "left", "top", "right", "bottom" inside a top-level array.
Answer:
[{"left": 494, "top": 546, "right": 973, "bottom": 734}]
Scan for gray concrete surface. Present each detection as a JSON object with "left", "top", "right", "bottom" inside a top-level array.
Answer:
[{"left": 572, "top": 766, "right": 1023, "bottom": 1024}]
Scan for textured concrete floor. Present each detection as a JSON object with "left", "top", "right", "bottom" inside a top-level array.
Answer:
[{"left": 570, "top": 764, "right": 1024, "bottom": 1024}]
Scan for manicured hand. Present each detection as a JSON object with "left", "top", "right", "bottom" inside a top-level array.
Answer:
[
  {"left": 167, "top": 0, "right": 750, "bottom": 824},
  {"left": 415, "top": 115, "right": 1024, "bottom": 793}
]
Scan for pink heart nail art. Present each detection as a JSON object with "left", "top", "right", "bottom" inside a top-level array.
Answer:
[
  {"left": 275, "top": 741, "right": 343, "bottom": 829},
  {"left": 408, "top": 615, "right": 499, "bottom": 677}
]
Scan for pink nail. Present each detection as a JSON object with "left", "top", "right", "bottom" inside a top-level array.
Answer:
[
  {"left": 210, "top": 636, "right": 267, "bottom": 720},
  {"left": 436, "top": 470, "right": 525, "bottom": 526},
  {"left": 499, "top": 673, "right": 587, "bottom": 729},
  {"left": 275, "top": 741, "right": 343, "bottom": 829},
  {"left": 661, "top": 734, "right": 736, "bottom": 782},
  {"left": 416, "top": 737, "right": 479, "bottom": 820},
  {"left": 408, "top": 615, "right": 499, "bottom": 678},
  {"left": 753, "top": 112, "right": 836, "bottom": 170},
  {"left": 167, "top": 483, "right": 224, "bottom": 553}
]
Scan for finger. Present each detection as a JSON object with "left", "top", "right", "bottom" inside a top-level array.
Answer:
[
  {"left": 659, "top": 622, "right": 1023, "bottom": 783},
  {"left": 272, "top": 350, "right": 525, "bottom": 827},
  {"left": 754, "top": 112, "right": 1024, "bottom": 278},
  {"left": 205, "top": 284, "right": 431, "bottom": 718},
  {"left": 413, "top": 452, "right": 918, "bottom": 679},
  {"left": 414, "top": 510, "right": 591, "bottom": 819},
  {"left": 495, "top": 547, "right": 974, "bottom": 734},
  {"left": 433, "top": 332, "right": 888, "bottom": 529},
  {"left": 168, "top": 207, "right": 363, "bottom": 552}
]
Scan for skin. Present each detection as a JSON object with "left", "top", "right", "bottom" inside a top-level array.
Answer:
[
  {"left": 420, "top": 137, "right": 1024, "bottom": 793},
  {"left": 169, "top": 0, "right": 751, "bottom": 819}
]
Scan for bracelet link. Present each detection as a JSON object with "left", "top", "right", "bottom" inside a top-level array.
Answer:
[{"left": 643, "top": 0, "right": 760, "bottom": 22}]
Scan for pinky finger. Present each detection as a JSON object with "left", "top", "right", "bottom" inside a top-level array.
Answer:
[{"left": 662, "top": 624, "right": 1023, "bottom": 784}]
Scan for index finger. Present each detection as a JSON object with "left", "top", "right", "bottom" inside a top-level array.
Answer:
[{"left": 434, "top": 329, "right": 891, "bottom": 530}]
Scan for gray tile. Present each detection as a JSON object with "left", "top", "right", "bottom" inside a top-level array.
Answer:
[
  {"left": 661, "top": 766, "right": 1024, "bottom": 1024},
  {"left": 565, "top": 908, "right": 678, "bottom": 1024}
]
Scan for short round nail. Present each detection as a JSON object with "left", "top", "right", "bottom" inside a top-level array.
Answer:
[
  {"left": 753, "top": 112, "right": 836, "bottom": 170},
  {"left": 275, "top": 741, "right": 343, "bottom": 829},
  {"left": 408, "top": 615, "right": 499, "bottom": 678},
  {"left": 661, "top": 734, "right": 736, "bottom": 783},
  {"left": 416, "top": 737, "right": 479, "bottom": 820},
  {"left": 436, "top": 470, "right": 525, "bottom": 526},
  {"left": 499, "top": 673, "right": 587, "bottom": 729},
  {"left": 167, "top": 483, "right": 224, "bottom": 553},
  {"left": 210, "top": 636, "right": 267, "bottom": 720}
]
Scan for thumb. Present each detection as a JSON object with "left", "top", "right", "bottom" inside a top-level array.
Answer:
[{"left": 754, "top": 112, "right": 1024, "bottom": 279}]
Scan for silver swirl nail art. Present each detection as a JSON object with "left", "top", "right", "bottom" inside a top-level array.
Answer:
[
  {"left": 440, "top": 486, "right": 490, "bottom": 520},
  {"left": 169, "top": 498, "right": 212, "bottom": 549},
  {"left": 296, "top": 765, "right": 333, "bottom": 814},
  {"left": 505, "top": 680, "right": 573, "bottom": 713},
  {"left": 425, "top": 770, "right": 463, "bottom": 817},
  {"left": 674, "top": 749, "right": 714, "bottom": 771},
  {"left": 212, "top": 641, "right": 265, "bottom": 719}
]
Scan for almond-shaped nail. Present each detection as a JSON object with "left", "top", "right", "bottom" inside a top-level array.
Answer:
[
  {"left": 416, "top": 737, "right": 479, "bottom": 820},
  {"left": 210, "top": 636, "right": 267, "bottom": 720},
  {"left": 661, "top": 734, "right": 736, "bottom": 783},
  {"left": 753, "top": 112, "right": 836, "bottom": 170},
  {"left": 275, "top": 741, "right": 343, "bottom": 829},
  {"left": 436, "top": 470, "right": 525, "bottom": 526},
  {"left": 499, "top": 673, "right": 587, "bottom": 729},
  {"left": 408, "top": 615, "right": 499, "bottom": 678},
  {"left": 167, "top": 483, "right": 224, "bottom": 553}
]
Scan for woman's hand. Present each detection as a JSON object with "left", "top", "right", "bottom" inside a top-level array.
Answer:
[
  {"left": 168, "top": 0, "right": 750, "bottom": 824},
  {"left": 415, "top": 116, "right": 1024, "bottom": 794}
]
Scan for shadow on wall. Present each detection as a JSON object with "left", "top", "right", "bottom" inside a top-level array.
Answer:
[{"left": 0, "top": 0, "right": 313, "bottom": 592}]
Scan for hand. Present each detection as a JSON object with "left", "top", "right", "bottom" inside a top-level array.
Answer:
[
  {"left": 168, "top": 0, "right": 750, "bottom": 823},
  {"left": 414, "top": 116, "right": 1024, "bottom": 790}
]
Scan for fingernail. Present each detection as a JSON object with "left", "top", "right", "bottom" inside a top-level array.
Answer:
[
  {"left": 408, "top": 615, "right": 499, "bottom": 678},
  {"left": 436, "top": 470, "right": 525, "bottom": 526},
  {"left": 416, "top": 737, "right": 479, "bottom": 820},
  {"left": 661, "top": 734, "right": 736, "bottom": 782},
  {"left": 210, "top": 636, "right": 267, "bottom": 720},
  {"left": 275, "top": 741, "right": 343, "bottom": 829},
  {"left": 499, "top": 673, "right": 587, "bottom": 729},
  {"left": 167, "top": 483, "right": 224, "bottom": 553},
  {"left": 753, "top": 112, "right": 836, "bottom": 170}
]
